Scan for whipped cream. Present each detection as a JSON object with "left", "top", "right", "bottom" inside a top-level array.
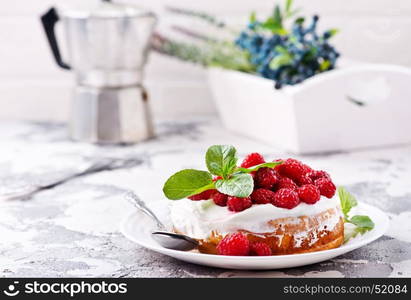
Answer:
[{"left": 170, "top": 196, "right": 341, "bottom": 239}]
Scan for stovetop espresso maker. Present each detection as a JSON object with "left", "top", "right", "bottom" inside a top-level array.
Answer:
[{"left": 41, "top": 0, "right": 156, "bottom": 143}]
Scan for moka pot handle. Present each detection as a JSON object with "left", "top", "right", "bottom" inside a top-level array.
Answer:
[{"left": 40, "top": 7, "right": 71, "bottom": 70}]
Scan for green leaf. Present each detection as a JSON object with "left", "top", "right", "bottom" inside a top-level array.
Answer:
[
  {"left": 205, "top": 145, "right": 238, "bottom": 178},
  {"left": 305, "top": 46, "right": 318, "bottom": 59},
  {"left": 261, "top": 26, "right": 288, "bottom": 35},
  {"left": 319, "top": 59, "right": 331, "bottom": 71},
  {"left": 294, "top": 17, "right": 305, "bottom": 25},
  {"left": 287, "top": 8, "right": 301, "bottom": 18},
  {"left": 285, "top": 0, "right": 300, "bottom": 18},
  {"left": 273, "top": 5, "right": 283, "bottom": 28},
  {"left": 250, "top": 11, "right": 256, "bottom": 23},
  {"left": 339, "top": 187, "right": 375, "bottom": 243},
  {"left": 328, "top": 28, "right": 339, "bottom": 38},
  {"left": 261, "top": 17, "right": 277, "bottom": 29},
  {"left": 285, "top": 0, "right": 293, "bottom": 14},
  {"left": 163, "top": 169, "right": 214, "bottom": 200},
  {"left": 269, "top": 52, "right": 293, "bottom": 69},
  {"left": 275, "top": 45, "right": 288, "bottom": 54},
  {"left": 338, "top": 186, "right": 358, "bottom": 217},
  {"left": 215, "top": 173, "right": 254, "bottom": 197},
  {"left": 344, "top": 221, "right": 374, "bottom": 242},
  {"left": 270, "top": 46, "right": 293, "bottom": 68},
  {"left": 344, "top": 227, "right": 361, "bottom": 242},
  {"left": 348, "top": 215, "right": 375, "bottom": 230},
  {"left": 235, "top": 161, "right": 283, "bottom": 173}
]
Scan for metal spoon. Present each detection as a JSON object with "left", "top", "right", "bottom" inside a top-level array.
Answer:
[{"left": 125, "top": 191, "right": 198, "bottom": 251}]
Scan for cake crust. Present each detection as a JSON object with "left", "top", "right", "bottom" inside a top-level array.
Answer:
[{"left": 196, "top": 207, "right": 344, "bottom": 255}]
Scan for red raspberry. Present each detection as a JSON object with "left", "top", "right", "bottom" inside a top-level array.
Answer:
[
  {"left": 213, "top": 176, "right": 223, "bottom": 182},
  {"left": 250, "top": 242, "right": 272, "bottom": 256},
  {"left": 272, "top": 188, "right": 300, "bottom": 209},
  {"left": 227, "top": 196, "right": 252, "bottom": 212},
  {"left": 216, "top": 233, "right": 250, "bottom": 256},
  {"left": 188, "top": 189, "right": 216, "bottom": 200},
  {"left": 250, "top": 188, "right": 276, "bottom": 204},
  {"left": 307, "top": 170, "right": 330, "bottom": 181},
  {"left": 295, "top": 174, "right": 313, "bottom": 186},
  {"left": 297, "top": 184, "right": 321, "bottom": 204},
  {"left": 314, "top": 177, "right": 336, "bottom": 198},
  {"left": 276, "top": 177, "right": 297, "bottom": 191},
  {"left": 276, "top": 158, "right": 308, "bottom": 181},
  {"left": 240, "top": 153, "right": 265, "bottom": 168},
  {"left": 255, "top": 167, "right": 279, "bottom": 189},
  {"left": 212, "top": 192, "right": 228, "bottom": 206},
  {"left": 301, "top": 163, "right": 313, "bottom": 174}
]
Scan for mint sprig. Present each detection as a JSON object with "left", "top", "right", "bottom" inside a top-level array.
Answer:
[
  {"left": 215, "top": 173, "right": 254, "bottom": 198},
  {"left": 163, "top": 145, "right": 283, "bottom": 200},
  {"left": 339, "top": 186, "right": 358, "bottom": 216},
  {"left": 205, "top": 145, "right": 237, "bottom": 179},
  {"left": 338, "top": 186, "right": 375, "bottom": 242}
]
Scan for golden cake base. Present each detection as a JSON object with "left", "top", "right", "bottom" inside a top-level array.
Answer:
[{"left": 194, "top": 207, "right": 344, "bottom": 255}]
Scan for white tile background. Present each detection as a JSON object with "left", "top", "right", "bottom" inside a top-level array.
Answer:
[{"left": 0, "top": 0, "right": 410, "bottom": 122}]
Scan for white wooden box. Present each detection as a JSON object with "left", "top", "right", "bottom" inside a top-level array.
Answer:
[{"left": 208, "top": 64, "right": 411, "bottom": 154}]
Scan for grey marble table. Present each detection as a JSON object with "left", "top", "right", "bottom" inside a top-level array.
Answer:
[{"left": 0, "top": 118, "right": 410, "bottom": 278}]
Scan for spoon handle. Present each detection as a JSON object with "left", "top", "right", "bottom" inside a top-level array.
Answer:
[{"left": 124, "top": 191, "right": 166, "bottom": 231}]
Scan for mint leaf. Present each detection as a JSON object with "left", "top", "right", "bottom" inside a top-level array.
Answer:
[
  {"left": 348, "top": 215, "right": 375, "bottom": 230},
  {"left": 344, "top": 227, "right": 361, "bottom": 243},
  {"left": 215, "top": 173, "right": 254, "bottom": 198},
  {"left": 344, "top": 220, "right": 374, "bottom": 242},
  {"left": 205, "top": 145, "right": 237, "bottom": 178},
  {"left": 338, "top": 186, "right": 358, "bottom": 217},
  {"left": 339, "top": 187, "right": 375, "bottom": 243},
  {"left": 163, "top": 169, "right": 214, "bottom": 200},
  {"left": 236, "top": 161, "right": 283, "bottom": 173}
]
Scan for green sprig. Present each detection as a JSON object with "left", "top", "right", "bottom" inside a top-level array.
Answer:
[
  {"left": 163, "top": 145, "right": 282, "bottom": 200},
  {"left": 338, "top": 186, "right": 375, "bottom": 242}
]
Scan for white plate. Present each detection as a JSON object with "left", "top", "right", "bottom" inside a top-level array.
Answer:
[{"left": 120, "top": 203, "right": 389, "bottom": 270}]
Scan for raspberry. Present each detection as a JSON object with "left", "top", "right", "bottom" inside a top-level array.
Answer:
[
  {"left": 250, "top": 188, "right": 276, "bottom": 204},
  {"left": 314, "top": 177, "right": 336, "bottom": 198},
  {"left": 213, "top": 176, "right": 223, "bottom": 181},
  {"left": 216, "top": 233, "right": 250, "bottom": 256},
  {"left": 307, "top": 170, "right": 330, "bottom": 181},
  {"left": 272, "top": 188, "right": 300, "bottom": 209},
  {"left": 276, "top": 158, "right": 308, "bottom": 181},
  {"left": 250, "top": 242, "right": 272, "bottom": 256},
  {"left": 255, "top": 167, "right": 279, "bottom": 189},
  {"left": 276, "top": 177, "right": 298, "bottom": 191},
  {"left": 240, "top": 153, "right": 265, "bottom": 168},
  {"left": 295, "top": 174, "right": 313, "bottom": 186},
  {"left": 298, "top": 184, "right": 321, "bottom": 204},
  {"left": 212, "top": 192, "right": 228, "bottom": 206},
  {"left": 227, "top": 196, "right": 252, "bottom": 212},
  {"left": 301, "top": 163, "right": 313, "bottom": 174},
  {"left": 188, "top": 189, "right": 216, "bottom": 200}
]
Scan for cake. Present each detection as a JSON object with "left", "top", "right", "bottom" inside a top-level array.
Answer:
[
  {"left": 163, "top": 146, "right": 344, "bottom": 256},
  {"left": 170, "top": 196, "right": 344, "bottom": 255}
]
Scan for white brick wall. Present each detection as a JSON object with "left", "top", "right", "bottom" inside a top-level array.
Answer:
[{"left": 0, "top": 0, "right": 410, "bottom": 121}]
